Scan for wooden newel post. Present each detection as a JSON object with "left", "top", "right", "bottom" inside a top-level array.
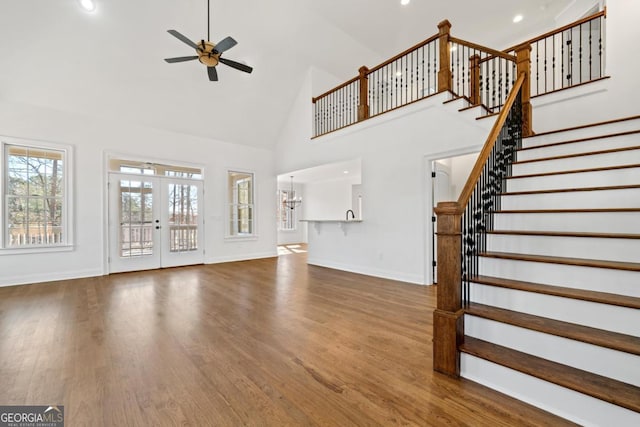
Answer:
[
  {"left": 433, "top": 201, "right": 464, "bottom": 377},
  {"left": 469, "top": 54, "right": 481, "bottom": 106},
  {"left": 358, "top": 66, "right": 370, "bottom": 121},
  {"left": 515, "top": 43, "right": 533, "bottom": 137},
  {"left": 437, "top": 20, "right": 452, "bottom": 93}
]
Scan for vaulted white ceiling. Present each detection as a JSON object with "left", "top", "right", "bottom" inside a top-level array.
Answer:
[{"left": 0, "top": 0, "right": 573, "bottom": 149}]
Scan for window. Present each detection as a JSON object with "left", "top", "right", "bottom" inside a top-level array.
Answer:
[
  {"left": 110, "top": 158, "right": 202, "bottom": 179},
  {"left": 2, "top": 139, "right": 72, "bottom": 250},
  {"left": 277, "top": 189, "right": 297, "bottom": 230},
  {"left": 227, "top": 171, "right": 254, "bottom": 237}
]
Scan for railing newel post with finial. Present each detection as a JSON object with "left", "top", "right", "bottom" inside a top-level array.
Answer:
[
  {"left": 358, "top": 66, "right": 370, "bottom": 121},
  {"left": 433, "top": 201, "right": 464, "bottom": 377},
  {"left": 515, "top": 43, "right": 532, "bottom": 136},
  {"left": 437, "top": 20, "right": 452, "bottom": 93}
]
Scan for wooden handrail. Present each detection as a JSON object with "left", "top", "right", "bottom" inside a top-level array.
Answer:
[
  {"left": 312, "top": 76, "right": 360, "bottom": 103},
  {"left": 503, "top": 9, "right": 606, "bottom": 53},
  {"left": 449, "top": 37, "right": 516, "bottom": 62},
  {"left": 312, "top": 32, "right": 440, "bottom": 103},
  {"left": 456, "top": 73, "right": 525, "bottom": 211},
  {"left": 368, "top": 34, "right": 439, "bottom": 74}
]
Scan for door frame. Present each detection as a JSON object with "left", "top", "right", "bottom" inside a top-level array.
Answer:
[
  {"left": 424, "top": 145, "right": 482, "bottom": 286},
  {"left": 103, "top": 152, "right": 206, "bottom": 275}
]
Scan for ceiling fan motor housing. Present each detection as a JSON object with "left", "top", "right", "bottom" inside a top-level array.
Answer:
[{"left": 197, "top": 41, "right": 220, "bottom": 67}]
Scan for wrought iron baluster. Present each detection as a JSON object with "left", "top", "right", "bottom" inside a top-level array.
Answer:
[{"left": 589, "top": 19, "right": 593, "bottom": 80}]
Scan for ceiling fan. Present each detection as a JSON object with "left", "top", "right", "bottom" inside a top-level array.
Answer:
[{"left": 164, "top": 0, "right": 253, "bottom": 81}]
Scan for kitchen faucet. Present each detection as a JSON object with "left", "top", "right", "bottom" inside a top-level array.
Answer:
[{"left": 346, "top": 209, "right": 355, "bottom": 220}]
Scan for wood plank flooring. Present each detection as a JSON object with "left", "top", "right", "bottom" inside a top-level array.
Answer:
[{"left": 0, "top": 250, "right": 575, "bottom": 426}]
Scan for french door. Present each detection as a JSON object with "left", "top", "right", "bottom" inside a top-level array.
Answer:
[{"left": 108, "top": 173, "right": 204, "bottom": 273}]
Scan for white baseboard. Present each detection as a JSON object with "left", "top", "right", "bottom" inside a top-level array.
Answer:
[
  {"left": 307, "top": 257, "right": 426, "bottom": 285},
  {"left": 0, "top": 268, "right": 104, "bottom": 288},
  {"left": 206, "top": 251, "right": 278, "bottom": 264}
]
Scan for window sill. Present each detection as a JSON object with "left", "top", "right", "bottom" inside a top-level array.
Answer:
[
  {"left": 224, "top": 235, "right": 259, "bottom": 242},
  {"left": 0, "top": 245, "right": 74, "bottom": 256}
]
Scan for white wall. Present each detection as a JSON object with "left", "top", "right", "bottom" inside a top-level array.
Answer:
[
  {"left": 303, "top": 177, "right": 359, "bottom": 220},
  {"left": 0, "top": 100, "right": 277, "bottom": 287},
  {"left": 276, "top": 92, "right": 493, "bottom": 284},
  {"left": 450, "top": 152, "right": 480, "bottom": 199},
  {"left": 532, "top": 0, "right": 640, "bottom": 132}
]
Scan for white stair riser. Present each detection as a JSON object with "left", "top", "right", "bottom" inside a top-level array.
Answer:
[
  {"left": 506, "top": 167, "right": 640, "bottom": 192},
  {"left": 512, "top": 149, "right": 640, "bottom": 175},
  {"left": 486, "top": 234, "right": 640, "bottom": 263},
  {"left": 523, "top": 119, "right": 640, "bottom": 147},
  {"left": 479, "top": 257, "right": 640, "bottom": 297},
  {"left": 469, "top": 283, "right": 640, "bottom": 336},
  {"left": 500, "top": 188, "right": 640, "bottom": 210},
  {"left": 518, "top": 134, "right": 640, "bottom": 161},
  {"left": 442, "top": 98, "right": 469, "bottom": 113},
  {"left": 465, "top": 315, "right": 640, "bottom": 386},
  {"left": 461, "top": 354, "right": 640, "bottom": 427},
  {"left": 493, "top": 212, "right": 640, "bottom": 233}
]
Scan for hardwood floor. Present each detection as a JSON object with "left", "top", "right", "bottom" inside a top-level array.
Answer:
[{"left": 0, "top": 251, "right": 575, "bottom": 426}]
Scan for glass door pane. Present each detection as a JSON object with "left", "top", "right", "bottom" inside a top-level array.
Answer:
[
  {"left": 109, "top": 174, "right": 161, "bottom": 273},
  {"left": 161, "top": 178, "right": 203, "bottom": 268},
  {"left": 167, "top": 183, "right": 199, "bottom": 253}
]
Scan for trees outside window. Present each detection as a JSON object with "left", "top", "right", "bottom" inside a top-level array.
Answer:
[{"left": 3, "top": 142, "right": 70, "bottom": 248}]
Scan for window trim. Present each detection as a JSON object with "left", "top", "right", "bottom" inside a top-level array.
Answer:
[
  {"left": 1, "top": 136, "right": 74, "bottom": 254},
  {"left": 225, "top": 169, "right": 257, "bottom": 240}
]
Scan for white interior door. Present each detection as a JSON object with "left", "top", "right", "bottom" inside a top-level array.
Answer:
[
  {"left": 432, "top": 162, "right": 452, "bottom": 284},
  {"left": 108, "top": 173, "right": 204, "bottom": 273}
]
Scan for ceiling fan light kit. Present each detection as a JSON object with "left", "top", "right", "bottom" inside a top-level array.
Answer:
[{"left": 164, "top": 0, "right": 252, "bottom": 81}]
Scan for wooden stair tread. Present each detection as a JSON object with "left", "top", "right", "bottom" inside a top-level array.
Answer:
[
  {"left": 523, "top": 114, "right": 640, "bottom": 139},
  {"left": 486, "top": 230, "right": 640, "bottom": 239},
  {"left": 465, "top": 302, "right": 640, "bottom": 356},
  {"left": 519, "top": 129, "right": 640, "bottom": 152},
  {"left": 506, "top": 163, "right": 640, "bottom": 180},
  {"left": 491, "top": 208, "right": 640, "bottom": 214},
  {"left": 460, "top": 336, "right": 640, "bottom": 413},
  {"left": 513, "top": 145, "right": 640, "bottom": 165},
  {"left": 471, "top": 275, "right": 640, "bottom": 309},
  {"left": 480, "top": 251, "right": 640, "bottom": 272},
  {"left": 501, "top": 184, "right": 640, "bottom": 196}
]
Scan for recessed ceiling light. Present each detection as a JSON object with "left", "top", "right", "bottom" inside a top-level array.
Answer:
[
  {"left": 343, "top": 170, "right": 349, "bottom": 174},
  {"left": 79, "top": 0, "right": 96, "bottom": 12},
  {"left": 513, "top": 14, "right": 524, "bottom": 23},
  {"left": 450, "top": 45, "right": 457, "bottom": 52},
  {"left": 401, "top": 0, "right": 411, "bottom": 5}
]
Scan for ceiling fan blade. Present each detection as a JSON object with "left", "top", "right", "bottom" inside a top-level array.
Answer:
[
  {"left": 207, "top": 66, "right": 219, "bottom": 81},
  {"left": 167, "top": 30, "right": 199, "bottom": 50},
  {"left": 164, "top": 56, "right": 199, "bottom": 63},
  {"left": 214, "top": 36, "right": 237, "bottom": 54},
  {"left": 219, "top": 57, "right": 253, "bottom": 74}
]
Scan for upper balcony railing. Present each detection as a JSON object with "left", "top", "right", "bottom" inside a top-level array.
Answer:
[
  {"left": 504, "top": 10, "right": 606, "bottom": 97},
  {"left": 312, "top": 10, "right": 606, "bottom": 139}
]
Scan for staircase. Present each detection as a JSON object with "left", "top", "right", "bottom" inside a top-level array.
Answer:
[{"left": 459, "top": 116, "right": 640, "bottom": 426}]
